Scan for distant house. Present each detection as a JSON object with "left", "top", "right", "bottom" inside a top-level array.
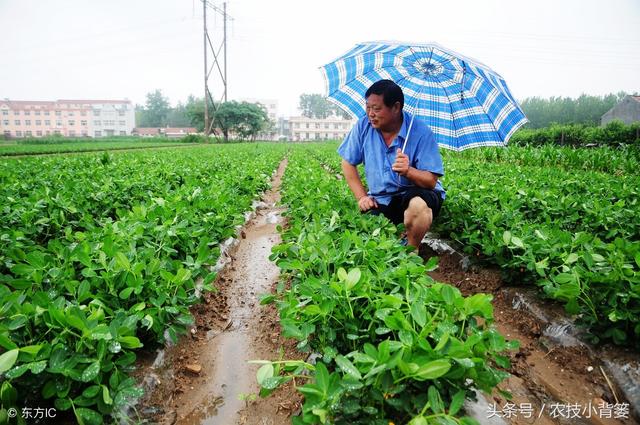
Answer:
[
  {"left": 132, "top": 127, "right": 198, "bottom": 138},
  {"left": 132, "top": 128, "right": 162, "bottom": 137},
  {"left": 601, "top": 95, "right": 640, "bottom": 126},
  {"left": 164, "top": 127, "right": 198, "bottom": 139}
]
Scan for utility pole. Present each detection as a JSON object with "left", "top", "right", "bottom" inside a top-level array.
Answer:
[
  {"left": 223, "top": 2, "right": 227, "bottom": 102},
  {"left": 202, "top": 1, "right": 231, "bottom": 138},
  {"left": 203, "top": 0, "right": 209, "bottom": 137}
]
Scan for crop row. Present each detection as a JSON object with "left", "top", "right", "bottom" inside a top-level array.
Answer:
[
  {"left": 0, "top": 137, "right": 198, "bottom": 156},
  {"left": 257, "top": 147, "right": 514, "bottom": 424},
  {"left": 509, "top": 121, "right": 640, "bottom": 147},
  {"left": 435, "top": 157, "right": 640, "bottom": 344},
  {"left": 311, "top": 142, "right": 639, "bottom": 345},
  {"left": 0, "top": 144, "right": 286, "bottom": 423},
  {"left": 442, "top": 144, "right": 640, "bottom": 175},
  {"left": 441, "top": 160, "right": 640, "bottom": 242}
]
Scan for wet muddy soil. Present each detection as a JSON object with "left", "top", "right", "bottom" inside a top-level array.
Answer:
[
  {"left": 421, "top": 245, "right": 637, "bottom": 425},
  {"left": 136, "top": 159, "right": 302, "bottom": 425}
]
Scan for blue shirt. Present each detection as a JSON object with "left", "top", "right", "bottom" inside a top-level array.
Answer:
[{"left": 338, "top": 111, "right": 445, "bottom": 206}]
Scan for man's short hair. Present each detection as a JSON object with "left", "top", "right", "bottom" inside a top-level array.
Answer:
[{"left": 365, "top": 79, "right": 404, "bottom": 109}]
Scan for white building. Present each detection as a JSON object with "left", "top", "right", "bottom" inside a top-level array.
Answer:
[
  {"left": 85, "top": 100, "right": 135, "bottom": 137},
  {"left": 289, "top": 115, "right": 356, "bottom": 141},
  {"left": 0, "top": 98, "right": 135, "bottom": 138}
]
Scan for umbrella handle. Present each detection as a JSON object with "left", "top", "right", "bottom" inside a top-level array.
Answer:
[
  {"left": 402, "top": 80, "right": 425, "bottom": 154},
  {"left": 395, "top": 111, "right": 415, "bottom": 189},
  {"left": 401, "top": 112, "right": 416, "bottom": 154}
]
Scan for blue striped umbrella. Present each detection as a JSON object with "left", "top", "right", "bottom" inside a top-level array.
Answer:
[{"left": 320, "top": 41, "right": 528, "bottom": 151}]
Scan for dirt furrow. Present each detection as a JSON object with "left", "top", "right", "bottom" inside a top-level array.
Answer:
[
  {"left": 422, "top": 244, "right": 636, "bottom": 425},
  {"left": 136, "top": 158, "right": 301, "bottom": 425}
]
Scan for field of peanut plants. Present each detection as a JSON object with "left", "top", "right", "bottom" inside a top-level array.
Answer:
[
  {"left": 437, "top": 146, "right": 640, "bottom": 346},
  {"left": 0, "top": 144, "right": 285, "bottom": 424},
  {"left": 0, "top": 141, "right": 638, "bottom": 424}
]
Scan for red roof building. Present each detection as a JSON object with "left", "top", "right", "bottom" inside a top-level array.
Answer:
[{"left": 132, "top": 127, "right": 198, "bottom": 138}]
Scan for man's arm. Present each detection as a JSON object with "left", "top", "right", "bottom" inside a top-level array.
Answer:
[
  {"left": 405, "top": 166, "right": 439, "bottom": 189},
  {"left": 341, "top": 159, "right": 378, "bottom": 211},
  {"left": 392, "top": 149, "right": 439, "bottom": 189}
]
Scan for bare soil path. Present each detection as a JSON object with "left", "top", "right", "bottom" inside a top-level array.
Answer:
[{"left": 137, "top": 159, "right": 301, "bottom": 425}]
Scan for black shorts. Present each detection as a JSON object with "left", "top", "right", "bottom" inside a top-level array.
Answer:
[{"left": 368, "top": 187, "right": 443, "bottom": 225}]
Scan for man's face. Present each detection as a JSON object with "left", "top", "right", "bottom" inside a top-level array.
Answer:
[{"left": 365, "top": 94, "right": 398, "bottom": 130}]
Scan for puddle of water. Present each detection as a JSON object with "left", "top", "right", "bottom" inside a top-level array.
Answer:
[
  {"left": 195, "top": 333, "right": 255, "bottom": 425},
  {"left": 265, "top": 211, "right": 280, "bottom": 224},
  {"left": 181, "top": 394, "right": 224, "bottom": 423},
  {"left": 152, "top": 349, "right": 165, "bottom": 368},
  {"left": 510, "top": 291, "right": 551, "bottom": 324},
  {"left": 509, "top": 290, "right": 584, "bottom": 348},
  {"left": 174, "top": 206, "right": 282, "bottom": 425},
  {"left": 543, "top": 322, "right": 581, "bottom": 347}
]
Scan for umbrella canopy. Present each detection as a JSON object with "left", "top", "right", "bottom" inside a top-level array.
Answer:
[{"left": 320, "top": 41, "right": 528, "bottom": 151}]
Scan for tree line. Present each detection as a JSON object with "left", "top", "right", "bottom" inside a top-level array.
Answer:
[
  {"left": 294, "top": 92, "right": 632, "bottom": 127},
  {"left": 135, "top": 91, "right": 353, "bottom": 130},
  {"left": 519, "top": 92, "right": 628, "bottom": 128},
  {"left": 134, "top": 90, "right": 357, "bottom": 141},
  {"left": 134, "top": 89, "right": 634, "bottom": 141},
  {"left": 135, "top": 90, "right": 273, "bottom": 142}
]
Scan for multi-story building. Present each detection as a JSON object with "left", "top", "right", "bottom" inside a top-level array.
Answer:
[
  {"left": 289, "top": 115, "right": 356, "bottom": 141},
  {"left": 86, "top": 100, "right": 135, "bottom": 137},
  {"left": 0, "top": 98, "right": 135, "bottom": 138},
  {"left": 276, "top": 117, "right": 290, "bottom": 141},
  {"left": 239, "top": 98, "right": 278, "bottom": 123}
]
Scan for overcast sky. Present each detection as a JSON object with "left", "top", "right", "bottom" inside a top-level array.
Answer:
[{"left": 1, "top": 0, "right": 638, "bottom": 116}]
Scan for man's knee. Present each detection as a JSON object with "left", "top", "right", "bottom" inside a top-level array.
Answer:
[{"left": 404, "top": 196, "right": 431, "bottom": 224}]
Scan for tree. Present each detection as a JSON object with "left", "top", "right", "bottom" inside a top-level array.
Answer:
[
  {"left": 213, "top": 101, "right": 270, "bottom": 142},
  {"left": 144, "top": 89, "right": 171, "bottom": 127},
  {"left": 184, "top": 95, "right": 205, "bottom": 131},
  {"left": 166, "top": 101, "right": 192, "bottom": 127},
  {"left": 184, "top": 95, "right": 224, "bottom": 133},
  {"left": 299, "top": 94, "right": 330, "bottom": 118},
  {"left": 520, "top": 92, "right": 627, "bottom": 128},
  {"left": 332, "top": 103, "right": 352, "bottom": 120},
  {"left": 299, "top": 93, "right": 351, "bottom": 119},
  {"left": 135, "top": 90, "right": 172, "bottom": 127},
  {"left": 134, "top": 104, "right": 148, "bottom": 128}
]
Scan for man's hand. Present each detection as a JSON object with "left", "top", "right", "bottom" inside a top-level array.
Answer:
[
  {"left": 358, "top": 195, "right": 378, "bottom": 212},
  {"left": 392, "top": 148, "right": 410, "bottom": 176}
]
